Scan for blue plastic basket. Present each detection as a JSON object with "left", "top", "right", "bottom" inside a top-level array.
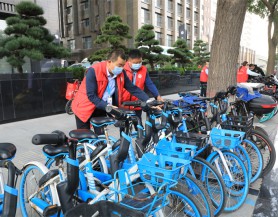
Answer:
[
  {"left": 210, "top": 128, "right": 245, "bottom": 149},
  {"left": 155, "top": 138, "right": 197, "bottom": 159},
  {"left": 137, "top": 153, "right": 190, "bottom": 185}
]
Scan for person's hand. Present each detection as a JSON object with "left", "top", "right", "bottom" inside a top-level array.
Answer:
[{"left": 156, "top": 95, "right": 164, "bottom": 102}]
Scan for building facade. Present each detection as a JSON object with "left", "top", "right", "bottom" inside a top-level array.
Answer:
[{"left": 59, "top": 0, "right": 203, "bottom": 61}]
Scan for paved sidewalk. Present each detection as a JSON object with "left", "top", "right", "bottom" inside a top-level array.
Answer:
[{"left": 0, "top": 92, "right": 276, "bottom": 217}]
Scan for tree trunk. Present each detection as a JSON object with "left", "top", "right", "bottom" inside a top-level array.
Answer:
[
  {"left": 17, "top": 66, "right": 23, "bottom": 74},
  {"left": 207, "top": 0, "right": 248, "bottom": 97},
  {"left": 266, "top": 13, "right": 278, "bottom": 75}
]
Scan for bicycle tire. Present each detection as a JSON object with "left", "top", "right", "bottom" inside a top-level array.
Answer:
[
  {"left": 234, "top": 145, "right": 252, "bottom": 182},
  {"left": 241, "top": 139, "right": 263, "bottom": 183},
  {"left": 253, "top": 125, "right": 268, "bottom": 137},
  {"left": 65, "top": 99, "right": 73, "bottom": 115},
  {"left": 162, "top": 188, "right": 202, "bottom": 217},
  {"left": 191, "top": 157, "right": 226, "bottom": 216},
  {"left": 247, "top": 129, "right": 276, "bottom": 176},
  {"left": 19, "top": 164, "right": 56, "bottom": 217},
  {"left": 176, "top": 174, "right": 214, "bottom": 217},
  {"left": 207, "top": 151, "right": 249, "bottom": 212}
]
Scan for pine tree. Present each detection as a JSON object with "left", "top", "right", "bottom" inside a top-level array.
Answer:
[
  {"left": 0, "top": 1, "right": 70, "bottom": 73},
  {"left": 89, "top": 15, "right": 131, "bottom": 61},
  {"left": 135, "top": 24, "right": 168, "bottom": 70},
  {"left": 167, "top": 39, "right": 193, "bottom": 72},
  {"left": 192, "top": 40, "right": 210, "bottom": 66}
]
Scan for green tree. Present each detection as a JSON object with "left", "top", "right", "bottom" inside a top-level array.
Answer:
[
  {"left": 0, "top": 1, "right": 69, "bottom": 73},
  {"left": 248, "top": 0, "right": 278, "bottom": 75},
  {"left": 192, "top": 39, "right": 210, "bottom": 66},
  {"left": 167, "top": 39, "right": 193, "bottom": 72},
  {"left": 134, "top": 24, "right": 167, "bottom": 70},
  {"left": 89, "top": 15, "right": 131, "bottom": 62}
]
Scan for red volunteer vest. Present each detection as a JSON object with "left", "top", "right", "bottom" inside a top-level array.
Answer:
[
  {"left": 122, "top": 63, "right": 147, "bottom": 110},
  {"left": 200, "top": 66, "right": 208, "bottom": 82},
  {"left": 237, "top": 66, "right": 248, "bottom": 83},
  {"left": 72, "top": 61, "right": 124, "bottom": 122}
]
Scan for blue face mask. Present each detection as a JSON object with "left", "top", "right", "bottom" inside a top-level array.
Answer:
[
  {"left": 112, "top": 66, "right": 123, "bottom": 76},
  {"left": 131, "top": 63, "right": 142, "bottom": 71}
]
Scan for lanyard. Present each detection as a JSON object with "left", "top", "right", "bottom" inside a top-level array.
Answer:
[
  {"left": 133, "top": 72, "right": 137, "bottom": 85},
  {"left": 107, "top": 83, "right": 111, "bottom": 96}
]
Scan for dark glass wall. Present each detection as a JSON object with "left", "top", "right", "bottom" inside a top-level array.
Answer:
[{"left": 0, "top": 72, "right": 72, "bottom": 123}]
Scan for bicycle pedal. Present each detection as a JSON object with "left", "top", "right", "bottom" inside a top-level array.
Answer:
[{"left": 43, "top": 204, "right": 61, "bottom": 217}]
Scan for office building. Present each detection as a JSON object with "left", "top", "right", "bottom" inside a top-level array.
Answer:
[{"left": 59, "top": 0, "right": 203, "bottom": 61}]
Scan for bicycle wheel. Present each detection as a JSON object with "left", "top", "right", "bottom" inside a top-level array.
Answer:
[
  {"left": 19, "top": 164, "right": 57, "bottom": 217},
  {"left": 162, "top": 189, "right": 202, "bottom": 217},
  {"left": 207, "top": 151, "right": 249, "bottom": 212},
  {"left": 176, "top": 174, "right": 214, "bottom": 217},
  {"left": 247, "top": 129, "right": 276, "bottom": 176},
  {"left": 65, "top": 99, "right": 73, "bottom": 115},
  {"left": 191, "top": 157, "right": 226, "bottom": 216},
  {"left": 253, "top": 125, "right": 268, "bottom": 137},
  {"left": 233, "top": 145, "right": 252, "bottom": 182},
  {"left": 241, "top": 139, "right": 263, "bottom": 183}
]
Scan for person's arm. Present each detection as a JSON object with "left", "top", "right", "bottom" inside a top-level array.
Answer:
[
  {"left": 123, "top": 70, "right": 149, "bottom": 101},
  {"left": 247, "top": 69, "right": 261, "bottom": 77},
  {"left": 205, "top": 68, "right": 208, "bottom": 75},
  {"left": 145, "top": 73, "right": 160, "bottom": 98},
  {"left": 86, "top": 68, "right": 107, "bottom": 110}
]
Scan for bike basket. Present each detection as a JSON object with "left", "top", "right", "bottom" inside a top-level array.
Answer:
[
  {"left": 220, "top": 115, "right": 253, "bottom": 136},
  {"left": 210, "top": 128, "right": 245, "bottom": 149},
  {"left": 65, "top": 201, "right": 145, "bottom": 217},
  {"left": 137, "top": 153, "right": 190, "bottom": 185},
  {"left": 65, "top": 80, "right": 79, "bottom": 100},
  {"left": 155, "top": 138, "right": 196, "bottom": 159},
  {"left": 175, "top": 131, "right": 207, "bottom": 147}
]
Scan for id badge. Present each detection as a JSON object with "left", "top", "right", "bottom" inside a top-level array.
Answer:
[{"left": 107, "top": 96, "right": 113, "bottom": 106}]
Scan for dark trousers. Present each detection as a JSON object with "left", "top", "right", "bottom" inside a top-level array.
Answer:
[
  {"left": 75, "top": 108, "right": 106, "bottom": 135},
  {"left": 200, "top": 82, "right": 207, "bottom": 97}
]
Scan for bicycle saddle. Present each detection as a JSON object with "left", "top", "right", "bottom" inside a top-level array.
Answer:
[
  {"left": 43, "top": 145, "right": 68, "bottom": 156},
  {"left": 90, "top": 117, "right": 115, "bottom": 127},
  {"left": 0, "top": 143, "right": 16, "bottom": 160},
  {"left": 69, "top": 129, "right": 98, "bottom": 140}
]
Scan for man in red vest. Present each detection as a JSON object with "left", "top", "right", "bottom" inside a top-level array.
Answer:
[
  {"left": 71, "top": 49, "right": 149, "bottom": 134},
  {"left": 200, "top": 62, "right": 209, "bottom": 97},
  {"left": 122, "top": 49, "right": 162, "bottom": 119}
]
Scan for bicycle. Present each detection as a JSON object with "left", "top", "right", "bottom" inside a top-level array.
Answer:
[{"left": 65, "top": 79, "right": 80, "bottom": 115}]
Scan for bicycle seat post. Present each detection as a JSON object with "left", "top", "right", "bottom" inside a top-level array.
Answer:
[{"left": 104, "top": 126, "right": 112, "bottom": 153}]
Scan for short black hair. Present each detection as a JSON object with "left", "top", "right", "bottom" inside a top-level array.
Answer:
[
  {"left": 249, "top": 64, "right": 255, "bottom": 67},
  {"left": 107, "top": 49, "right": 127, "bottom": 62},
  {"left": 128, "top": 49, "right": 143, "bottom": 59}
]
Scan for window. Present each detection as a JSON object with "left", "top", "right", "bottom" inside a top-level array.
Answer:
[
  {"left": 177, "top": 4, "right": 183, "bottom": 15},
  {"left": 167, "top": 35, "right": 173, "bottom": 47},
  {"left": 84, "top": 0, "right": 89, "bottom": 9},
  {"left": 156, "top": 0, "right": 162, "bottom": 8},
  {"left": 68, "top": 39, "right": 75, "bottom": 50},
  {"left": 194, "top": 12, "right": 198, "bottom": 21},
  {"left": 195, "top": 0, "right": 199, "bottom": 7},
  {"left": 187, "top": 0, "right": 190, "bottom": 4},
  {"left": 177, "top": 20, "right": 182, "bottom": 28},
  {"left": 67, "top": 23, "right": 73, "bottom": 34},
  {"left": 142, "top": 0, "right": 150, "bottom": 3},
  {"left": 155, "top": 32, "right": 162, "bottom": 44},
  {"left": 83, "top": 18, "right": 90, "bottom": 27},
  {"left": 167, "top": 17, "right": 173, "bottom": 29},
  {"left": 194, "top": 26, "right": 198, "bottom": 35},
  {"left": 168, "top": 0, "right": 173, "bottom": 11},
  {"left": 83, "top": 36, "right": 92, "bottom": 49},
  {"left": 67, "top": 6, "right": 72, "bottom": 15},
  {"left": 141, "top": 8, "right": 150, "bottom": 24},
  {"left": 186, "top": 8, "right": 191, "bottom": 19},
  {"left": 156, "top": 13, "right": 162, "bottom": 27},
  {"left": 186, "top": 23, "right": 191, "bottom": 34}
]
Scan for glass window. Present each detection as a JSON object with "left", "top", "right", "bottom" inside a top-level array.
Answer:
[
  {"left": 194, "top": 26, "right": 198, "bottom": 35},
  {"left": 194, "top": 12, "right": 198, "bottom": 21},
  {"left": 167, "top": 35, "right": 173, "bottom": 47},
  {"left": 168, "top": 0, "right": 173, "bottom": 11},
  {"left": 83, "top": 36, "right": 92, "bottom": 49},
  {"left": 141, "top": 8, "right": 151, "bottom": 24},
  {"left": 168, "top": 17, "right": 173, "bottom": 29},
  {"left": 195, "top": 0, "right": 199, "bottom": 7},
  {"left": 156, "top": 0, "right": 162, "bottom": 8},
  {"left": 142, "top": 0, "right": 150, "bottom": 3},
  {"left": 177, "top": 20, "right": 182, "bottom": 28},
  {"left": 67, "top": 7, "right": 72, "bottom": 15},
  {"left": 155, "top": 32, "right": 162, "bottom": 44},
  {"left": 186, "top": 8, "right": 191, "bottom": 19},
  {"left": 68, "top": 39, "right": 75, "bottom": 50},
  {"left": 83, "top": 19, "right": 90, "bottom": 27},
  {"left": 186, "top": 23, "right": 191, "bottom": 34},
  {"left": 67, "top": 23, "right": 72, "bottom": 33},
  {"left": 187, "top": 0, "right": 191, "bottom": 4},
  {"left": 84, "top": 1, "right": 89, "bottom": 9},
  {"left": 156, "top": 13, "right": 162, "bottom": 27},
  {"left": 177, "top": 4, "right": 183, "bottom": 15}
]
